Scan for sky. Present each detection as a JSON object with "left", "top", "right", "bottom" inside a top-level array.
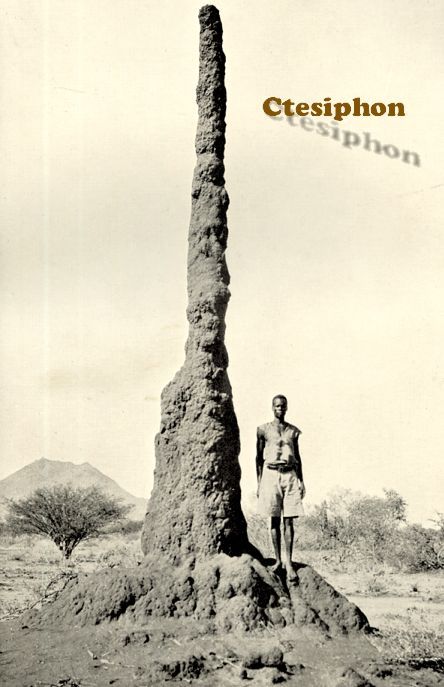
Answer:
[{"left": 1, "top": 0, "right": 443, "bottom": 525}]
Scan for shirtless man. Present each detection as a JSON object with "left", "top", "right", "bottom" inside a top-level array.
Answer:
[{"left": 256, "top": 395, "right": 306, "bottom": 581}]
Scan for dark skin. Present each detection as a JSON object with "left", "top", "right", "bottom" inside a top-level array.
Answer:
[{"left": 256, "top": 397, "right": 305, "bottom": 581}]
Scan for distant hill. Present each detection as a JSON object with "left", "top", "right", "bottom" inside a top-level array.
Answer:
[{"left": 0, "top": 458, "right": 147, "bottom": 521}]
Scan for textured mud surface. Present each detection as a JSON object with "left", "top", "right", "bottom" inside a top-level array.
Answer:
[
  {"left": 1, "top": 618, "right": 443, "bottom": 687},
  {"left": 24, "top": 556, "right": 368, "bottom": 635},
  {"left": 140, "top": 4, "right": 249, "bottom": 567}
]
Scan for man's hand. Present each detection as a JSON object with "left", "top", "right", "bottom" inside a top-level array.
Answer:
[{"left": 298, "top": 480, "right": 306, "bottom": 499}]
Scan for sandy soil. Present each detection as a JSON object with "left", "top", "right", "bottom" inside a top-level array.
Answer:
[
  {"left": 1, "top": 614, "right": 443, "bottom": 687},
  {"left": 1, "top": 535, "right": 443, "bottom": 687}
]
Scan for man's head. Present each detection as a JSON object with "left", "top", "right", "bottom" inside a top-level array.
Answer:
[{"left": 272, "top": 394, "right": 288, "bottom": 421}]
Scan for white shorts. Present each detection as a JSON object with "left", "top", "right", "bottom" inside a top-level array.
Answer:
[{"left": 258, "top": 467, "right": 305, "bottom": 518}]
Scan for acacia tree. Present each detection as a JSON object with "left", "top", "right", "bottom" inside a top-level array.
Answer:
[{"left": 6, "top": 485, "right": 131, "bottom": 559}]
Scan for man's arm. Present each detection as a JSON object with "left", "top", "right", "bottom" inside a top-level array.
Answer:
[
  {"left": 256, "top": 427, "right": 265, "bottom": 497},
  {"left": 293, "top": 432, "right": 306, "bottom": 498}
]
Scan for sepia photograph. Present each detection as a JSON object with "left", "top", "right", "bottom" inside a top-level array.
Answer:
[{"left": 1, "top": 1, "right": 443, "bottom": 685}]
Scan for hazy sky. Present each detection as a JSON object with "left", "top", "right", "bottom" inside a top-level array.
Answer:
[{"left": 1, "top": 0, "right": 443, "bottom": 524}]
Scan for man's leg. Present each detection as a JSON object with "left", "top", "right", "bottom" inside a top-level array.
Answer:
[
  {"left": 259, "top": 469, "right": 283, "bottom": 571},
  {"left": 270, "top": 516, "right": 282, "bottom": 571},
  {"left": 283, "top": 517, "right": 297, "bottom": 581}
]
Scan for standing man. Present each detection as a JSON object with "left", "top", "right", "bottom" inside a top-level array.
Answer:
[{"left": 256, "top": 395, "right": 306, "bottom": 581}]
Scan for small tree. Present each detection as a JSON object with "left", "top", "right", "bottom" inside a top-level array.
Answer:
[{"left": 6, "top": 485, "right": 131, "bottom": 559}]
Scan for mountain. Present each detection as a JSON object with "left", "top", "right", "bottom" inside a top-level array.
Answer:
[{"left": 0, "top": 458, "right": 147, "bottom": 521}]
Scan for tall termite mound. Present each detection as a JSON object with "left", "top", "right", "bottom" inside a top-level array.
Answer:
[
  {"left": 27, "top": 6, "right": 369, "bottom": 636},
  {"left": 140, "top": 5, "right": 249, "bottom": 565}
]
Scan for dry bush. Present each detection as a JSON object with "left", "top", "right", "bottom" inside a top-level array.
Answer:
[
  {"left": 370, "top": 617, "right": 444, "bottom": 663},
  {"left": 6, "top": 485, "right": 131, "bottom": 559},
  {"left": 94, "top": 541, "right": 143, "bottom": 569}
]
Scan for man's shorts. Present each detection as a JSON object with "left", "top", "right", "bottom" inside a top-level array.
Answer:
[{"left": 258, "top": 467, "right": 305, "bottom": 518}]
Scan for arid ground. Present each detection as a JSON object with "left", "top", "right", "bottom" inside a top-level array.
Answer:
[{"left": 1, "top": 533, "right": 443, "bottom": 686}]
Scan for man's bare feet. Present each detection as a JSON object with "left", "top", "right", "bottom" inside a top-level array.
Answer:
[
  {"left": 270, "top": 560, "right": 282, "bottom": 574},
  {"left": 285, "top": 563, "right": 297, "bottom": 582}
]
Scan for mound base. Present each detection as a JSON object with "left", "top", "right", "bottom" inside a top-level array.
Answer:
[{"left": 25, "top": 554, "right": 368, "bottom": 636}]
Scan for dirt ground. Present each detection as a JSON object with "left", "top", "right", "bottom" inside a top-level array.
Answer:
[
  {"left": 0, "top": 620, "right": 385, "bottom": 687},
  {"left": 1, "top": 535, "right": 443, "bottom": 686}
]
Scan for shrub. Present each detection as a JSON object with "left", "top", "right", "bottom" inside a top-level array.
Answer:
[
  {"left": 387, "top": 524, "right": 442, "bottom": 572},
  {"left": 6, "top": 485, "right": 131, "bottom": 559},
  {"left": 303, "top": 488, "right": 407, "bottom": 565},
  {"left": 107, "top": 519, "right": 144, "bottom": 535}
]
